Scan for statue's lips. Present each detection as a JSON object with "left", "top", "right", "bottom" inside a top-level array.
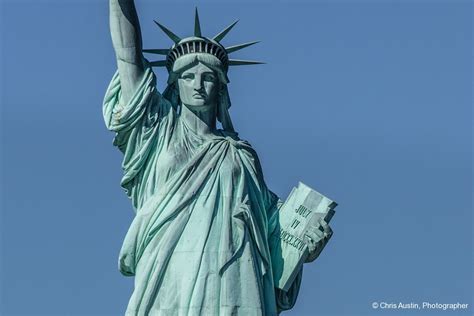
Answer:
[{"left": 193, "top": 94, "right": 206, "bottom": 99}]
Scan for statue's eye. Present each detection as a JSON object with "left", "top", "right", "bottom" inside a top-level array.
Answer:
[
  {"left": 180, "top": 73, "right": 194, "bottom": 81},
  {"left": 203, "top": 74, "right": 216, "bottom": 82}
]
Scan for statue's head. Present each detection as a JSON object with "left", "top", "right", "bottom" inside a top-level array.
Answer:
[
  {"left": 162, "top": 47, "right": 232, "bottom": 128},
  {"left": 144, "top": 9, "right": 262, "bottom": 131},
  {"left": 172, "top": 54, "right": 223, "bottom": 112},
  {"left": 164, "top": 37, "right": 229, "bottom": 113}
]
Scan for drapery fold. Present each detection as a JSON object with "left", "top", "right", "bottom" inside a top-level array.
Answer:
[{"left": 103, "top": 66, "right": 302, "bottom": 315}]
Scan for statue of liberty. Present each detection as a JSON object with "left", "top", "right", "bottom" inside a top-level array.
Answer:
[{"left": 104, "top": 0, "right": 335, "bottom": 315}]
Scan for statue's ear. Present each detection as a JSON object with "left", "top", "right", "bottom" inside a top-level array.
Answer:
[
  {"left": 173, "top": 83, "right": 181, "bottom": 107},
  {"left": 218, "top": 83, "right": 225, "bottom": 96},
  {"left": 167, "top": 71, "right": 179, "bottom": 85}
]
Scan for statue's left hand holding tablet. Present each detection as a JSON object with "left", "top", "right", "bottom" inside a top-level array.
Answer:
[{"left": 304, "top": 218, "right": 333, "bottom": 263}]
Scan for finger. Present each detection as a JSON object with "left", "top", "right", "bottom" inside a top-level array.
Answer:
[
  {"left": 318, "top": 218, "right": 329, "bottom": 229},
  {"left": 321, "top": 225, "right": 332, "bottom": 239},
  {"left": 303, "top": 235, "right": 317, "bottom": 252},
  {"left": 317, "top": 219, "right": 332, "bottom": 236},
  {"left": 304, "top": 233, "right": 316, "bottom": 247},
  {"left": 326, "top": 226, "right": 333, "bottom": 237},
  {"left": 307, "top": 227, "right": 324, "bottom": 241}
]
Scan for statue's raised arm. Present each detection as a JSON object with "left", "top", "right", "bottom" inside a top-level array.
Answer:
[{"left": 109, "top": 0, "right": 144, "bottom": 104}]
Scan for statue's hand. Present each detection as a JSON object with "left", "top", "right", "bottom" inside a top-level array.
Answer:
[{"left": 304, "top": 218, "right": 333, "bottom": 263}]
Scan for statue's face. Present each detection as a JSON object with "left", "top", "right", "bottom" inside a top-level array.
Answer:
[{"left": 178, "top": 62, "right": 219, "bottom": 111}]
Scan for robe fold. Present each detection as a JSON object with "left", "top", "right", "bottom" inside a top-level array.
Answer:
[{"left": 103, "top": 65, "right": 302, "bottom": 316}]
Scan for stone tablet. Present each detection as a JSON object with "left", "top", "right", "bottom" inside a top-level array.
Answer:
[{"left": 270, "top": 182, "right": 337, "bottom": 291}]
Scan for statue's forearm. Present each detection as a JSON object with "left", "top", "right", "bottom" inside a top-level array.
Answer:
[
  {"left": 109, "top": 0, "right": 145, "bottom": 104},
  {"left": 110, "top": 0, "right": 143, "bottom": 64}
]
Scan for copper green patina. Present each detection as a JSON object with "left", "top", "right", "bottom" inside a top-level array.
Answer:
[{"left": 104, "top": 1, "right": 335, "bottom": 315}]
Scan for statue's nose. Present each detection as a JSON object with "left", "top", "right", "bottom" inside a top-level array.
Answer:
[{"left": 193, "top": 77, "right": 204, "bottom": 90}]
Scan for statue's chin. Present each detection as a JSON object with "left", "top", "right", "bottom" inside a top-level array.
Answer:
[{"left": 182, "top": 102, "right": 215, "bottom": 112}]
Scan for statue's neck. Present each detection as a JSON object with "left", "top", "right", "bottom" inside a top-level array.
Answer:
[{"left": 180, "top": 104, "right": 216, "bottom": 136}]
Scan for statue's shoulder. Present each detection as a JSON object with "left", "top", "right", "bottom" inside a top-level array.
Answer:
[
  {"left": 216, "top": 130, "right": 261, "bottom": 163},
  {"left": 216, "top": 130, "right": 253, "bottom": 150},
  {"left": 212, "top": 130, "right": 266, "bottom": 182}
]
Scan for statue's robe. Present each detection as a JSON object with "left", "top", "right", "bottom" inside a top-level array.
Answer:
[{"left": 103, "top": 66, "right": 302, "bottom": 316}]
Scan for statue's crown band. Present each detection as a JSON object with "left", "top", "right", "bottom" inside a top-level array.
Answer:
[
  {"left": 144, "top": 8, "right": 263, "bottom": 72},
  {"left": 167, "top": 38, "right": 228, "bottom": 71}
]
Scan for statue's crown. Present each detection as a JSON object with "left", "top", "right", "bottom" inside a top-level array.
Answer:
[{"left": 144, "top": 8, "right": 262, "bottom": 72}]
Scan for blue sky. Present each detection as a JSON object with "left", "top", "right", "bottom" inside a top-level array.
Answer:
[{"left": 1, "top": 1, "right": 472, "bottom": 315}]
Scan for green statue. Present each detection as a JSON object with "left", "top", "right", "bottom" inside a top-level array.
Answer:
[{"left": 104, "top": 1, "right": 335, "bottom": 315}]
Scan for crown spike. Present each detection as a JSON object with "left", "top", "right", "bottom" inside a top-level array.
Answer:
[
  {"left": 153, "top": 20, "right": 181, "bottom": 43},
  {"left": 194, "top": 8, "right": 202, "bottom": 37},
  {"left": 213, "top": 20, "right": 239, "bottom": 42},
  {"left": 228, "top": 59, "right": 265, "bottom": 66},
  {"left": 225, "top": 41, "right": 260, "bottom": 53},
  {"left": 150, "top": 60, "right": 168, "bottom": 67},
  {"left": 143, "top": 48, "right": 170, "bottom": 55}
]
